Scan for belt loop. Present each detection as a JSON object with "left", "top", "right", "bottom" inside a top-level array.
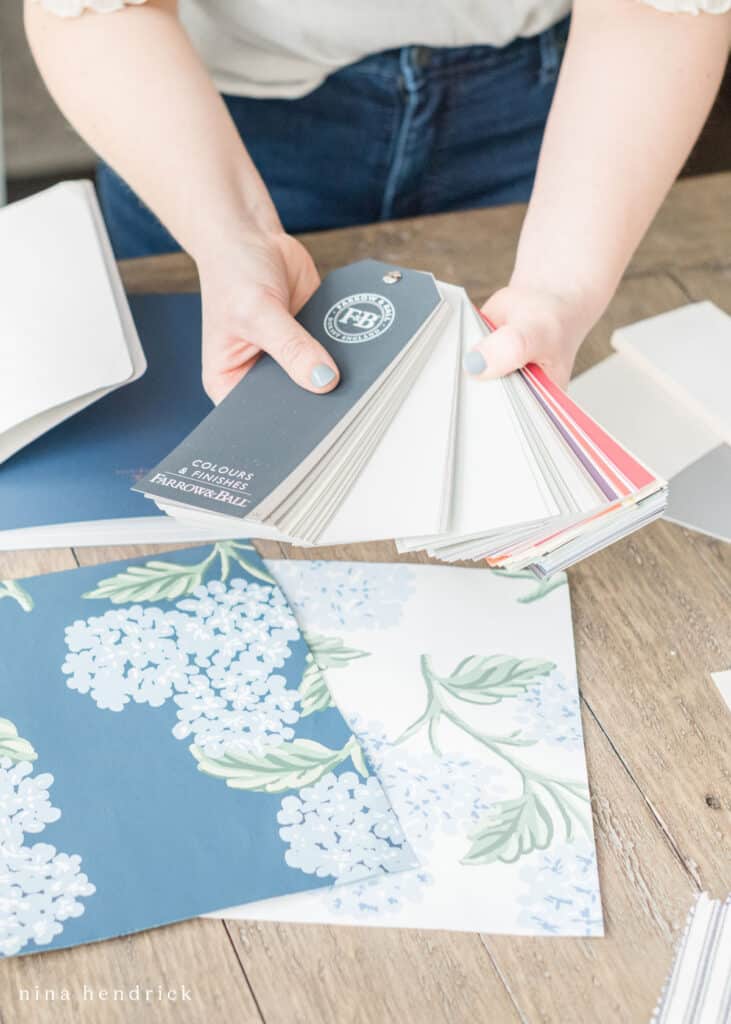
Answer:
[{"left": 538, "top": 25, "right": 559, "bottom": 85}]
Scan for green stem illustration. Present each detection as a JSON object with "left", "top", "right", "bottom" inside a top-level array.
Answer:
[
  {"left": 497, "top": 570, "right": 568, "bottom": 604},
  {"left": 395, "top": 656, "right": 535, "bottom": 756},
  {"left": 190, "top": 540, "right": 275, "bottom": 585},
  {"left": 394, "top": 654, "right": 591, "bottom": 862}
]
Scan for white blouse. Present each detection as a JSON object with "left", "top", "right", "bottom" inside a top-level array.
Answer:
[{"left": 35, "top": 0, "right": 731, "bottom": 99}]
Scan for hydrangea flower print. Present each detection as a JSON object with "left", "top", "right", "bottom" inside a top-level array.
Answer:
[
  {"left": 277, "top": 771, "right": 414, "bottom": 883},
  {"left": 349, "top": 718, "right": 511, "bottom": 844},
  {"left": 62, "top": 578, "right": 302, "bottom": 757},
  {"left": 313, "top": 718, "right": 512, "bottom": 918},
  {"left": 328, "top": 866, "right": 433, "bottom": 919},
  {"left": 172, "top": 675, "right": 299, "bottom": 758},
  {"left": 517, "top": 839, "right": 602, "bottom": 937},
  {"left": 273, "top": 561, "right": 415, "bottom": 630},
  {"left": 63, "top": 605, "right": 188, "bottom": 711},
  {"left": 0, "top": 757, "right": 95, "bottom": 957},
  {"left": 512, "top": 671, "right": 584, "bottom": 751}
]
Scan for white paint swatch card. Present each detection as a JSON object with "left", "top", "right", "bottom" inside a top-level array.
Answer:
[
  {"left": 0, "top": 181, "right": 146, "bottom": 465},
  {"left": 212, "top": 560, "right": 603, "bottom": 936},
  {"left": 612, "top": 302, "right": 731, "bottom": 446},
  {"left": 569, "top": 353, "right": 719, "bottom": 481},
  {"left": 311, "top": 283, "right": 465, "bottom": 544}
]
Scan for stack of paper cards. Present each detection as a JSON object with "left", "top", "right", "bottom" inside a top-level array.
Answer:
[
  {"left": 0, "top": 182, "right": 146, "bottom": 465},
  {"left": 137, "top": 260, "right": 667, "bottom": 576},
  {"left": 0, "top": 546, "right": 414, "bottom": 957},
  {"left": 570, "top": 302, "right": 731, "bottom": 544}
]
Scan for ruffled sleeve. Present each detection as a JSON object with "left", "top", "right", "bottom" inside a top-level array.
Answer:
[
  {"left": 33, "top": 0, "right": 148, "bottom": 15},
  {"left": 639, "top": 0, "right": 731, "bottom": 12}
]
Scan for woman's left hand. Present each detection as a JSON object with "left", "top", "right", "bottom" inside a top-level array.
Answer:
[{"left": 463, "top": 284, "right": 599, "bottom": 390}]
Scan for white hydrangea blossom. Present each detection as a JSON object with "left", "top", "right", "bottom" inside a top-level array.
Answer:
[
  {"left": 0, "top": 760, "right": 60, "bottom": 848},
  {"left": 517, "top": 839, "right": 602, "bottom": 937},
  {"left": 63, "top": 605, "right": 188, "bottom": 711},
  {"left": 172, "top": 675, "right": 299, "bottom": 757},
  {"left": 512, "top": 671, "right": 583, "bottom": 751},
  {"left": 62, "top": 578, "right": 302, "bottom": 757},
  {"left": 274, "top": 561, "right": 415, "bottom": 631},
  {"left": 0, "top": 758, "right": 95, "bottom": 957},
  {"left": 277, "top": 771, "right": 414, "bottom": 883}
]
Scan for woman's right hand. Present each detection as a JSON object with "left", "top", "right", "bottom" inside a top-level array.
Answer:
[
  {"left": 25, "top": 1, "right": 341, "bottom": 406},
  {"left": 197, "top": 230, "right": 341, "bottom": 404}
]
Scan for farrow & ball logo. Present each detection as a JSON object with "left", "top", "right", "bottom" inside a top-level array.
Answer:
[{"left": 323, "top": 293, "right": 396, "bottom": 344}]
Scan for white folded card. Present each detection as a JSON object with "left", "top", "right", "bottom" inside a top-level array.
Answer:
[{"left": 0, "top": 181, "right": 146, "bottom": 465}]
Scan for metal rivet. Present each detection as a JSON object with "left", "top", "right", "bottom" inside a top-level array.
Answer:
[{"left": 383, "top": 270, "right": 402, "bottom": 284}]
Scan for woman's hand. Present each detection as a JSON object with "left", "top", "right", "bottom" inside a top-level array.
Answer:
[
  {"left": 462, "top": 285, "right": 597, "bottom": 389},
  {"left": 463, "top": 0, "right": 730, "bottom": 392},
  {"left": 25, "top": 1, "right": 340, "bottom": 405},
  {"left": 198, "top": 231, "right": 340, "bottom": 403}
]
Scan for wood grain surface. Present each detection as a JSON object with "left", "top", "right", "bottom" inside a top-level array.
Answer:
[{"left": 0, "top": 172, "right": 729, "bottom": 1024}]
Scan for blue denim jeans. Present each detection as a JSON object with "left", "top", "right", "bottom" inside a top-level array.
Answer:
[{"left": 97, "top": 18, "right": 569, "bottom": 259}]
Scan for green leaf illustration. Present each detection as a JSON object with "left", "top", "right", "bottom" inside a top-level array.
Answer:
[
  {"left": 190, "top": 736, "right": 357, "bottom": 793},
  {"left": 82, "top": 541, "right": 274, "bottom": 604},
  {"left": 438, "top": 654, "right": 556, "bottom": 705},
  {"left": 0, "top": 718, "right": 37, "bottom": 763},
  {"left": 304, "top": 633, "right": 370, "bottom": 671},
  {"left": 0, "top": 580, "right": 34, "bottom": 612},
  {"left": 299, "top": 659, "right": 333, "bottom": 716},
  {"left": 83, "top": 560, "right": 209, "bottom": 603},
  {"left": 298, "top": 634, "right": 370, "bottom": 716},
  {"left": 462, "top": 788, "right": 554, "bottom": 865},
  {"left": 348, "top": 741, "right": 370, "bottom": 778}
]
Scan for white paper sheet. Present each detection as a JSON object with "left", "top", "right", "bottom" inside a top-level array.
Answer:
[
  {"left": 0, "top": 181, "right": 145, "bottom": 462},
  {"left": 211, "top": 561, "right": 603, "bottom": 936}
]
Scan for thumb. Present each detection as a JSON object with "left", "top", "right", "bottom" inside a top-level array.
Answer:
[
  {"left": 462, "top": 319, "right": 530, "bottom": 381},
  {"left": 244, "top": 293, "right": 340, "bottom": 394}
]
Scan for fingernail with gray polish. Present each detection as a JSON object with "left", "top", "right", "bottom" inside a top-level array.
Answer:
[
  {"left": 311, "top": 364, "right": 336, "bottom": 388},
  {"left": 463, "top": 350, "right": 487, "bottom": 375}
]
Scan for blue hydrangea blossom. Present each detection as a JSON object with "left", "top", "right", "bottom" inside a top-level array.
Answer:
[
  {"left": 517, "top": 839, "right": 602, "bottom": 936},
  {"left": 512, "top": 671, "right": 584, "bottom": 750},
  {"left": 274, "top": 561, "right": 415, "bottom": 630}
]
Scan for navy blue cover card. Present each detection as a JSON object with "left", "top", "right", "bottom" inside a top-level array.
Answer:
[{"left": 0, "top": 294, "right": 209, "bottom": 532}]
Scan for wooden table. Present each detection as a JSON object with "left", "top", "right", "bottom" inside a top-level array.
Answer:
[{"left": 1, "top": 172, "right": 729, "bottom": 1024}]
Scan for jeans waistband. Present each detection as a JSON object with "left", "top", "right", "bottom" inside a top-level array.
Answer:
[{"left": 344, "top": 16, "right": 570, "bottom": 82}]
